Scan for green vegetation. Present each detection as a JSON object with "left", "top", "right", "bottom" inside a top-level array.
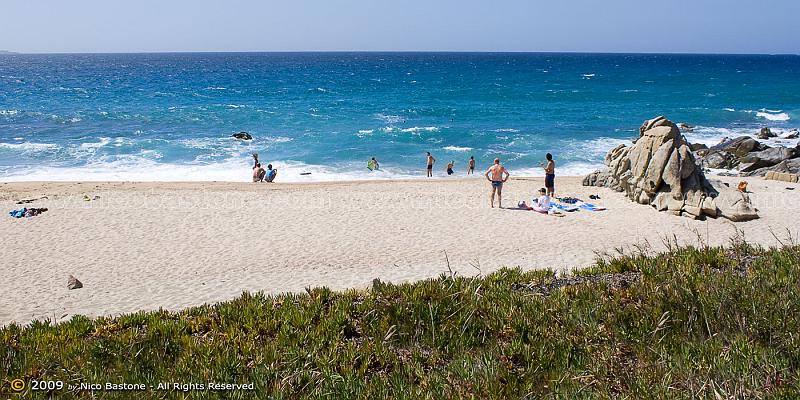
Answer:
[{"left": 2, "top": 241, "right": 799, "bottom": 399}]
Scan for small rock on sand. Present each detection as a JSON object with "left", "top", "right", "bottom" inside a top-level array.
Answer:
[{"left": 68, "top": 275, "right": 83, "bottom": 290}]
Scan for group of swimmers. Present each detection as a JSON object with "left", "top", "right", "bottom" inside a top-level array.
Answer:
[
  {"left": 252, "top": 150, "right": 557, "bottom": 209},
  {"left": 421, "top": 153, "right": 479, "bottom": 177}
]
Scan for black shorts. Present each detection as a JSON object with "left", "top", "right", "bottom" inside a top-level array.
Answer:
[
  {"left": 545, "top": 173, "right": 555, "bottom": 188},
  {"left": 427, "top": 165, "right": 433, "bottom": 170}
]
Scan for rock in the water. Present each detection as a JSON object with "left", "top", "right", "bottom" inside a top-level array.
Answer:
[
  {"left": 679, "top": 123, "right": 694, "bottom": 132},
  {"left": 700, "top": 136, "right": 770, "bottom": 170},
  {"left": 231, "top": 132, "right": 253, "bottom": 140},
  {"left": 785, "top": 130, "right": 799, "bottom": 139},
  {"left": 758, "top": 127, "right": 776, "bottom": 140},
  {"left": 583, "top": 116, "right": 758, "bottom": 221},
  {"left": 68, "top": 275, "right": 83, "bottom": 290},
  {"left": 739, "top": 147, "right": 798, "bottom": 172}
]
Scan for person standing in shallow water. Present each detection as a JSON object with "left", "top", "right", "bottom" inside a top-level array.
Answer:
[
  {"left": 541, "top": 153, "right": 555, "bottom": 197},
  {"left": 485, "top": 158, "right": 509, "bottom": 208},
  {"left": 426, "top": 152, "right": 436, "bottom": 177},
  {"left": 467, "top": 156, "right": 475, "bottom": 175}
]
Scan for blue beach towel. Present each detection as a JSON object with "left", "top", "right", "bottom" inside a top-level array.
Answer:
[
  {"left": 553, "top": 203, "right": 580, "bottom": 212},
  {"left": 9, "top": 208, "right": 26, "bottom": 218},
  {"left": 578, "top": 202, "right": 606, "bottom": 212}
]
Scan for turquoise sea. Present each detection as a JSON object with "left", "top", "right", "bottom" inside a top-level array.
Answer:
[{"left": 1, "top": 52, "right": 798, "bottom": 181}]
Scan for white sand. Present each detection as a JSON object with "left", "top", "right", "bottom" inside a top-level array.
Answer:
[{"left": 1, "top": 176, "right": 798, "bottom": 326}]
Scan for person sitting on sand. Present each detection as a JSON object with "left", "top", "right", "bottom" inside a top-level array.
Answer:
[
  {"left": 253, "top": 163, "right": 266, "bottom": 182},
  {"left": 520, "top": 188, "right": 551, "bottom": 213},
  {"left": 541, "top": 153, "right": 556, "bottom": 197},
  {"left": 485, "top": 158, "right": 509, "bottom": 208},
  {"left": 467, "top": 156, "right": 475, "bottom": 175},
  {"left": 426, "top": 152, "right": 436, "bottom": 177},
  {"left": 446, "top": 160, "right": 455, "bottom": 175},
  {"left": 265, "top": 164, "right": 278, "bottom": 183}
]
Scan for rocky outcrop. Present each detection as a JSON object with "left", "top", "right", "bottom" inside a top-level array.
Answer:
[
  {"left": 584, "top": 116, "right": 758, "bottom": 221},
  {"left": 231, "top": 132, "right": 252, "bottom": 140},
  {"left": 758, "top": 127, "right": 776, "bottom": 140},
  {"left": 695, "top": 131, "right": 800, "bottom": 176},
  {"left": 742, "top": 158, "right": 800, "bottom": 177},
  {"left": 738, "top": 147, "right": 797, "bottom": 173}
]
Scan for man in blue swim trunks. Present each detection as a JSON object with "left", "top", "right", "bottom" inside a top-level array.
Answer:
[{"left": 485, "top": 158, "right": 509, "bottom": 208}]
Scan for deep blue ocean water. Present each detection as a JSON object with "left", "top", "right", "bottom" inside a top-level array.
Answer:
[{"left": 1, "top": 52, "right": 798, "bottom": 181}]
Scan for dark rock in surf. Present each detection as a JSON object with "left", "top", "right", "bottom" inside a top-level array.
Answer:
[{"left": 232, "top": 132, "right": 252, "bottom": 140}]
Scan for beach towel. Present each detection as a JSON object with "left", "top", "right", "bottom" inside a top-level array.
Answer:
[
  {"left": 553, "top": 203, "right": 580, "bottom": 212},
  {"left": 577, "top": 202, "right": 606, "bottom": 211},
  {"left": 9, "top": 208, "right": 26, "bottom": 218}
]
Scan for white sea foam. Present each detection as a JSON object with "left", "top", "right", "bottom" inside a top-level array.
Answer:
[
  {"left": 266, "top": 136, "right": 293, "bottom": 143},
  {"left": 80, "top": 137, "right": 112, "bottom": 149},
  {"left": 723, "top": 108, "right": 736, "bottom": 112},
  {"left": 399, "top": 126, "right": 439, "bottom": 133},
  {"left": 443, "top": 146, "right": 473, "bottom": 152},
  {"left": 494, "top": 128, "right": 520, "bottom": 133},
  {"left": 374, "top": 113, "right": 402, "bottom": 124},
  {"left": 0, "top": 109, "right": 19, "bottom": 116},
  {"left": 0, "top": 157, "right": 424, "bottom": 183},
  {"left": 358, "top": 129, "right": 374, "bottom": 134},
  {"left": 756, "top": 111, "right": 790, "bottom": 121},
  {"left": 582, "top": 73, "right": 596, "bottom": 78},
  {"left": 514, "top": 162, "right": 601, "bottom": 178},
  {"left": 0, "top": 142, "right": 58, "bottom": 151},
  {"left": 206, "top": 87, "right": 227, "bottom": 90}
]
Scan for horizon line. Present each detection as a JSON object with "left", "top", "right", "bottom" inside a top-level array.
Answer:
[{"left": 2, "top": 50, "right": 799, "bottom": 56}]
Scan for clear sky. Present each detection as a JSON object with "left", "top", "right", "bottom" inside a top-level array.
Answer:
[{"left": 1, "top": 0, "right": 798, "bottom": 54}]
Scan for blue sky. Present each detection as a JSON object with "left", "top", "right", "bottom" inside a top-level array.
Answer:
[{"left": 1, "top": 0, "right": 798, "bottom": 54}]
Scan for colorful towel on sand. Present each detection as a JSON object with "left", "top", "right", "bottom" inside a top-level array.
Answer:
[
  {"left": 8, "top": 207, "right": 48, "bottom": 218},
  {"left": 577, "top": 202, "right": 606, "bottom": 211},
  {"left": 553, "top": 203, "right": 580, "bottom": 212}
]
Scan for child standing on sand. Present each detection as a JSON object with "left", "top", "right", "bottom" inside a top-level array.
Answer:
[
  {"left": 467, "top": 156, "right": 475, "bottom": 174},
  {"left": 447, "top": 161, "right": 455, "bottom": 175}
]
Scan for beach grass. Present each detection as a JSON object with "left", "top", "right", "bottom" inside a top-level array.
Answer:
[{"left": 2, "top": 240, "right": 799, "bottom": 399}]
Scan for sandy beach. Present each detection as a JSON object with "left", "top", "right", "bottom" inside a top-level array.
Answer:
[{"left": 1, "top": 175, "right": 798, "bottom": 326}]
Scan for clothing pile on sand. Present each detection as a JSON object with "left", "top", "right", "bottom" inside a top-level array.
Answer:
[{"left": 9, "top": 207, "right": 48, "bottom": 218}]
